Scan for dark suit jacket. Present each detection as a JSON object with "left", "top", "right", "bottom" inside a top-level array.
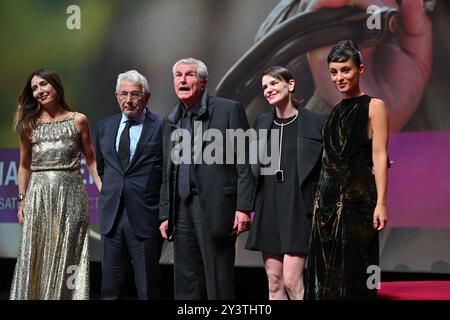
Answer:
[
  {"left": 251, "top": 107, "right": 326, "bottom": 216},
  {"left": 95, "top": 109, "right": 163, "bottom": 238},
  {"left": 159, "top": 94, "right": 256, "bottom": 240}
]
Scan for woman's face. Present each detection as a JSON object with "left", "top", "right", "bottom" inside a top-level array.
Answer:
[
  {"left": 329, "top": 59, "right": 364, "bottom": 95},
  {"left": 31, "top": 75, "right": 58, "bottom": 107},
  {"left": 262, "top": 75, "right": 294, "bottom": 106}
]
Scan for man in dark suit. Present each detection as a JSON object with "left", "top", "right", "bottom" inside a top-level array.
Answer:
[
  {"left": 95, "top": 70, "right": 163, "bottom": 299},
  {"left": 159, "top": 58, "right": 255, "bottom": 299}
]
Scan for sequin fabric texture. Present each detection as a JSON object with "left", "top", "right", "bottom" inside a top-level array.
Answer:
[{"left": 10, "top": 115, "right": 89, "bottom": 300}]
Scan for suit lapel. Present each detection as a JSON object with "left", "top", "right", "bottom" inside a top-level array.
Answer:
[
  {"left": 297, "top": 108, "right": 322, "bottom": 188},
  {"left": 193, "top": 95, "right": 215, "bottom": 160},
  {"left": 200, "top": 95, "right": 214, "bottom": 140},
  {"left": 257, "top": 111, "right": 274, "bottom": 163},
  {"left": 127, "top": 109, "right": 156, "bottom": 172},
  {"left": 107, "top": 114, "right": 123, "bottom": 173},
  {"left": 165, "top": 104, "right": 181, "bottom": 179},
  {"left": 257, "top": 111, "right": 274, "bottom": 132},
  {"left": 251, "top": 111, "right": 274, "bottom": 178}
]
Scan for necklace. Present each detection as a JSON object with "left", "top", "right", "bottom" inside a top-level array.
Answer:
[
  {"left": 273, "top": 113, "right": 298, "bottom": 126},
  {"left": 272, "top": 113, "right": 298, "bottom": 183}
]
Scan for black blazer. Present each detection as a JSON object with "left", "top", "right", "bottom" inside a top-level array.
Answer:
[
  {"left": 159, "top": 95, "right": 256, "bottom": 240},
  {"left": 95, "top": 109, "right": 163, "bottom": 238},
  {"left": 251, "top": 107, "right": 326, "bottom": 216}
]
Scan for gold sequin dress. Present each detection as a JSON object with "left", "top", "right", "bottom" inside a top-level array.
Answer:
[{"left": 10, "top": 114, "right": 89, "bottom": 300}]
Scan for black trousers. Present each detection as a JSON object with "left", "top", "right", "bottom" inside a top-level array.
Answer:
[
  {"left": 174, "top": 194, "right": 236, "bottom": 300},
  {"left": 101, "top": 201, "right": 162, "bottom": 300}
]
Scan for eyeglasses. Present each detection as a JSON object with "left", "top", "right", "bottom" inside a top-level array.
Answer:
[{"left": 117, "top": 91, "right": 144, "bottom": 100}]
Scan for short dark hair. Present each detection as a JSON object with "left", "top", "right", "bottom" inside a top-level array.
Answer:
[
  {"left": 262, "top": 66, "right": 303, "bottom": 107},
  {"left": 327, "top": 40, "right": 362, "bottom": 67}
]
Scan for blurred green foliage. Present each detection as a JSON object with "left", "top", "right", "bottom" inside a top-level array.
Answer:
[{"left": 0, "top": 0, "right": 119, "bottom": 147}]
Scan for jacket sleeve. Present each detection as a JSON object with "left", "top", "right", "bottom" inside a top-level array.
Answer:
[
  {"left": 94, "top": 123, "right": 104, "bottom": 180},
  {"left": 229, "top": 102, "right": 256, "bottom": 212},
  {"left": 250, "top": 113, "right": 263, "bottom": 179},
  {"left": 159, "top": 121, "right": 170, "bottom": 221}
]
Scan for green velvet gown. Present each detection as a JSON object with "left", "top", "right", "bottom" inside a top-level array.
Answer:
[{"left": 305, "top": 94, "right": 379, "bottom": 300}]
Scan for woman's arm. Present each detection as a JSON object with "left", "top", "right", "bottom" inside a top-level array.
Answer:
[
  {"left": 369, "top": 98, "right": 389, "bottom": 231},
  {"left": 17, "top": 131, "right": 32, "bottom": 225},
  {"left": 75, "top": 113, "right": 102, "bottom": 192}
]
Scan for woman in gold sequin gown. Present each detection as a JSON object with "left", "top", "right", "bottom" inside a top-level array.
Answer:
[
  {"left": 10, "top": 68, "right": 102, "bottom": 300},
  {"left": 305, "top": 41, "right": 389, "bottom": 299}
]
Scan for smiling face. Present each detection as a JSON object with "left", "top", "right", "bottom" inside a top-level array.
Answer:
[
  {"left": 31, "top": 75, "right": 58, "bottom": 107},
  {"left": 261, "top": 74, "right": 295, "bottom": 107},
  {"left": 329, "top": 59, "right": 364, "bottom": 95},
  {"left": 116, "top": 80, "right": 150, "bottom": 120},
  {"left": 173, "top": 63, "right": 207, "bottom": 109}
]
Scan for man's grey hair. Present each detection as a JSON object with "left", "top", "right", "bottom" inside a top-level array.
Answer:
[
  {"left": 172, "top": 58, "right": 208, "bottom": 81},
  {"left": 116, "top": 70, "right": 150, "bottom": 93}
]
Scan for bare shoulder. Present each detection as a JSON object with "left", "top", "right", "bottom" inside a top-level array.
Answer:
[
  {"left": 74, "top": 112, "right": 89, "bottom": 124},
  {"left": 73, "top": 112, "right": 90, "bottom": 132},
  {"left": 370, "top": 98, "right": 385, "bottom": 108},
  {"left": 369, "top": 98, "right": 387, "bottom": 116}
]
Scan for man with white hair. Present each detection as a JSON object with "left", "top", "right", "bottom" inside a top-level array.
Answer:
[
  {"left": 159, "top": 58, "right": 255, "bottom": 299},
  {"left": 95, "top": 70, "right": 164, "bottom": 299}
]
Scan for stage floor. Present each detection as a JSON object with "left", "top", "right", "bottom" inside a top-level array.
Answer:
[{"left": 2, "top": 258, "right": 450, "bottom": 300}]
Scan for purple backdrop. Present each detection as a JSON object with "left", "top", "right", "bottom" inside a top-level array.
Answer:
[
  {"left": 0, "top": 148, "right": 99, "bottom": 224},
  {"left": 1, "top": 131, "right": 449, "bottom": 226},
  {"left": 387, "top": 131, "right": 450, "bottom": 227}
]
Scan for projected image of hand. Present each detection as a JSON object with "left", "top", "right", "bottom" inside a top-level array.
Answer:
[{"left": 307, "top": 0, "right": 432, "bottom": 131}]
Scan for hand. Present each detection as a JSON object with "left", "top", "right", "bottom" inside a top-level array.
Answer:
[
  {"left": 159, "top": 220, "right": 169, "bottom": 240},
  {"left": 373, "top": 204, "right": 388, "bottom": 231},
  {"left": 17, "top": 206, "right": 25, "bottom": 225},
  {"left": 307, "top": 0, "right": 432, "bottom": 131},
  {"left": 233, "top": 210, "right": 251, "bottom": 236}
]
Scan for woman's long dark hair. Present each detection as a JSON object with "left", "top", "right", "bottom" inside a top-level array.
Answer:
[
  {"left": 13, "top": 68, "right": 73, "bottom": 135},
  {"left": 262, "top": 66, "right": 304, "bottom": 107}
]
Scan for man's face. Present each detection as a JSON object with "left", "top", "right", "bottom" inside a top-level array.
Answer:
[
  {"left": 116, "top": 80, "right": 150, "bottom": 119},
  {"left": 173, "top": 63, "right": 207, "bottom": 109}
]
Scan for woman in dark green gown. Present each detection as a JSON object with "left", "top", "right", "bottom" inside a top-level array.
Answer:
[{"left": 305, "top": 40, "right": 389, "bottom": 299}]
